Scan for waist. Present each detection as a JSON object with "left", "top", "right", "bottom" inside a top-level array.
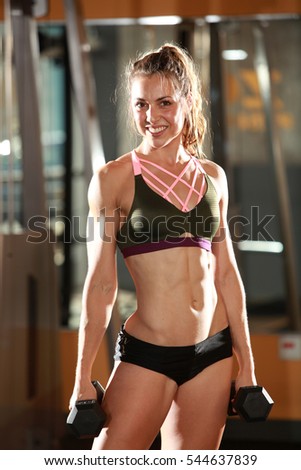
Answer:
[{"left": 117, "top": 323, "right": 232, "bottom": 350}]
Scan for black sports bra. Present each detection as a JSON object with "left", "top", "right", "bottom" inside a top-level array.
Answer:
[{"left": 116, "top": 151, "right": 220, "bottom": 258}]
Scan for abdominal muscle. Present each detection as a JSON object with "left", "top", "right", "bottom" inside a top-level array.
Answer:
[{"left": 123, "top": 247, "right": 229, "bottom": 346}]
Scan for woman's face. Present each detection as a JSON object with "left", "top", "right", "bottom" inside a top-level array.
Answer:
[{"left": 131, "top": 74, "right": 188, "bottom": 151}]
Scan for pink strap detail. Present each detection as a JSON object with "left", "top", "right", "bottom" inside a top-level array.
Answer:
[
  {"left": 192, "top": 156, "right": 206, "bottom": 174},
  {"left": 143, "top": 173, "right": 184, "bottom": 208},
  {"left": 140, "top": 164, "right": 186, "bottom": 207},
  {"left": 131, "top": 151, "right": 207, "bottom": 212},
  {"left": 131, "top": 150, "right": 142, "bottom": 176},
  {"left": 163, "top": 160, "right": 191, "bottom": 199},
  {"left": 182, "top": 162, "right": 198, "bottom": 212},
  {"left": 189, "top": 156, "right": 207, "bottom": 209},
  {"left": 131, "top": 152, "right": 182, "bottom": 206}
]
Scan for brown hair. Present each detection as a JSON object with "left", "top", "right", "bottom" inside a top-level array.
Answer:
[{"left": 125, "top": 43, "right": 207, "bottom": 158}]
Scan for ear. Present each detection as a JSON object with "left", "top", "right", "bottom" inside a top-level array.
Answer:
[{"left": 186, "top": 92, "right": 193, "bottom": 110}]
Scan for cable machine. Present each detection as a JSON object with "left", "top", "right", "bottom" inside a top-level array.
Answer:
[
  {"left": 0, "top": 0, "right": 122, "bottom": 449},
  {"left": 62, "top": 0, "right": 121, "bottom": 369},
  {"left": 0, "top": 0, "right": 61, "bottom": 449},
  {"left": 253, "top": 25, "right": 301, "bottom": 331}
]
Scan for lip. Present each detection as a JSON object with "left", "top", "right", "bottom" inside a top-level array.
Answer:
[{"left": 146, "top": 125, "right": 168, "bottom": 137}]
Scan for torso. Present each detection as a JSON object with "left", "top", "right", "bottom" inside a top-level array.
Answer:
[{"left": 112, "top": 150, "right": 229, "bottom": 346}]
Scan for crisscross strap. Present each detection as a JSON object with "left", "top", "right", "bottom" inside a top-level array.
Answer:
[{"left": 131, "top": 151, "right": 206, "bottom": 212}]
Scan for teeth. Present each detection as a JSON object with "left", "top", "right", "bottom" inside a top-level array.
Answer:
[{"left": 148, "top": 126, "right": 166, "bottom": 134}]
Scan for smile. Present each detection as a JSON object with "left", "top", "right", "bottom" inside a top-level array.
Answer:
[{"left": 147, "top": 126, "right": 167, "bottom": 135}]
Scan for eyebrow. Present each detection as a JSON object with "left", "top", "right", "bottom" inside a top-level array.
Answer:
[{"left": 134, "top": 96, "right": 173, "bottom": 102}]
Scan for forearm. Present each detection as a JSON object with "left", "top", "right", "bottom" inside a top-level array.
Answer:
[
  {"left": 75, "top": 275, "right": 117, "bottom": 384},
  {"left": 211, "top": 165, "right": 256, "bottom": 385},
  {"left": 218, "top": 267, "right": 255, "bottom": 375},
  {"left": 69, "top": 164, "right": 121, "bottom": 404}
]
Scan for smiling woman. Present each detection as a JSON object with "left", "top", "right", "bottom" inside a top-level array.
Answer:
[
  {"left": 126, "top": 44, "right": 207, "bottom": 158},
  {"left": 69, "top": 43, "right": 257, "bottom": 450},
  {"left": 131, "top": 74, "right": 187, "bottom": 150}
]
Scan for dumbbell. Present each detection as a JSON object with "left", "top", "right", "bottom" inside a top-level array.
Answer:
[
  {"left": 66, "top": 380, "right": 106, "bottom": 439},
  {"left": 228, "top": 381, "right": 274, "bottom": 422}
]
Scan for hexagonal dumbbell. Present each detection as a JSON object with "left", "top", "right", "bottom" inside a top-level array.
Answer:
[
  {"left": 228, "top": 382, "right": 274, "bottom": 422},
  {"left": 66, "top": 380, "right": 106, "bottom": 439}
]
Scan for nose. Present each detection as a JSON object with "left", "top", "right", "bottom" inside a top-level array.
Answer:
[{"left": 146, "top": 105, "right": 159, "bottom": 123}]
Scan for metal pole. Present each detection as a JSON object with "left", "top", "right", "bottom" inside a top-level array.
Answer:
[
  {"left": 253, "top": 25, "right": 301, "bottom": 331},
  {"left": 11, "top": 0, "right": 47, "bottom": 223},
  {"left": 63, "top": 0, "right": 118, "bottom": 366},
  {"left": 0, "top": 31, "right": 2, "bottom": 228},
  {"left": 63, "top": 0, "right": 105, "bottom": 185},
  {"left": 4, "top": 0, "right": 14, "bottom": 231}
]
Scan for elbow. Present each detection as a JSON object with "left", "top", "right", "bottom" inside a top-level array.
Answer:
[
  {"left": 216, "top": 265, "right": 246, "bottom": 301},
  {"left": 84, "top": 273, "right": 118, "bottom": 305},
  {"left": 98, "top": 280, "right": 117, "bottom": 296},
  {"left": 95, "top": 279, "right": 118, "bottom": 304},
  {"left": 216, "top": 264, "right": 233, "bottom": 286},
  {"left": 216, "top": 263, "right": 241, "bottom": 290}
]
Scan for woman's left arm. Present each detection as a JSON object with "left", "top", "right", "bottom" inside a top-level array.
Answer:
[{"left": 211, "top": 164, "right": 257, "bottom": 390}]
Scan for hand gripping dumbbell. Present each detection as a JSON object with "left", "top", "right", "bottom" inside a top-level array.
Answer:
[
  {"left": 228, "top": 381, "right": 274, "bottom": 422},
  {"left": 66, "top": 380, "right": 106, "bottom": 439}
]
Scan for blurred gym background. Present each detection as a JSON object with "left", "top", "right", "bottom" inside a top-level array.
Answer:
[{"left": 0, "top": 0, "right": 300, "bottom": 450}]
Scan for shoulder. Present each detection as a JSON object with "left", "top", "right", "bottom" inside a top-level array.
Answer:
[
  {"left": 200, "top": 158, "right": 228, "bottom": 199},
  {"left": 94, "top": 152, "right": 132, "bottom": 185},
  {"left": 88, "top": 152, "right": 133, "bottom": 213},
  {"left": 201, "top": 158, "right": 227, "bottom": 181}
]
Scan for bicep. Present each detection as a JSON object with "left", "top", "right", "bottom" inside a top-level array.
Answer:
[
  {"left": 211, "top": 167, "right": 239, "bottom": 279},
  {"left": 86, "top": 211, "right": 117, "bottom": 276},
  {"left": 85, "top": 170, "right": 119, "bottom": 285}
]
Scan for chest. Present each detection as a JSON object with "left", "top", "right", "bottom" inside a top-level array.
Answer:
[{"left": 123, "top": 175, "right": 220, "bottom": 239}]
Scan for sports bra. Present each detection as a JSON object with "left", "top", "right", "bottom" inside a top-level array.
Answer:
[{"left": 116, "top": 151, "right": 220, "bottom": 258}]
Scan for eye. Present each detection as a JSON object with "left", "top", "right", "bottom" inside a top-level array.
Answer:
[
  {"left": 134, "top": 101, "right": 147, "bottom": 110},
  {"left": 160, "top": 100, "right": 172, "bottom": 107}
]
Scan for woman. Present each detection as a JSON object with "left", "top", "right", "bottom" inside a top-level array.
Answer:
[{"left": 69, "top": 43, "right": 257, "bottom": 450}]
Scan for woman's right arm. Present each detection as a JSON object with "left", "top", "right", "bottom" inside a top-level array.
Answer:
[{"left": 69, "top": 164, "right": 119, "bottom": 406}]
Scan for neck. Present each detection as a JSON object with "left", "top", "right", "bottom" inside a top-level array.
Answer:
[{"left": 138, "top": 141, "right": 190, "bottom": 165}]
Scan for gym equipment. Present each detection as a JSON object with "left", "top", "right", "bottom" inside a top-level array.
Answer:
[
  {"left": 253, "top": 26, "right": 301, "bottom": 331},
  {"left": 66, "top": 381, "right": 106, "bottom": 439},
  {"left": 62, "top": 0, "right": 121, "bottom": 361},
  {"left": 228, "top": 382, "right": 274, "bottom": 422},
  {"left": 63, "top": 0, "right": 106, "bottom": 183},
  {"left": 0, "top": 0, "right": 61, "bottom": 449}
]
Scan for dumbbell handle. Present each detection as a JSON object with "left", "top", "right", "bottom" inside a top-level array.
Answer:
[
  {"left": 92, "top": 380, "right": 105, "bottom": 403},
  {"left": 228, "top": 383, "right": 263, "bottom": 413},
  {"left": 228, "top": 383, "right": 264, "bottom": 415},
  {"left": 228, "top": 381, "right": 238, "bottom": 416},
  {"left": 66, "top": 380, "right": 106, "bottom": 439},
  {"left": 71, "top": 381, "right": 105, "bottom": 407},
  {"left": 228, "top": 382, "right": 274, "bottom": 422}
]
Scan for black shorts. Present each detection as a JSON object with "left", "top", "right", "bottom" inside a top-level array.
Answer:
[{"left": 114, "top": 325, "right": 233, "bottom": 386}]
